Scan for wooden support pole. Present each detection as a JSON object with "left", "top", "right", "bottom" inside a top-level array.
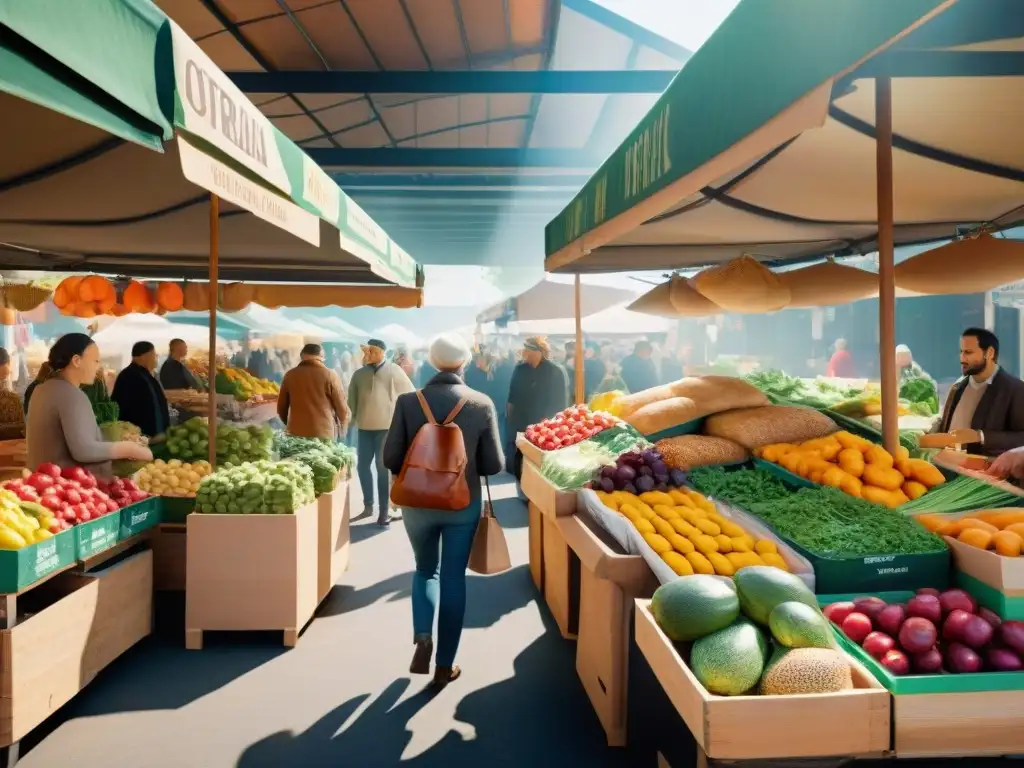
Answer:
[
  {"left": 876, "top": 77, "right": 899, "bottom": 455},
  {"left": 574, "top": 274, "right": 585, "bottom": 404},
  {"left": 208, "top": 194, "right": 219, "bottom": 467}
]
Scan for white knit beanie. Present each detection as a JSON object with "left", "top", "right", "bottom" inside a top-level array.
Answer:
[{"left": 429, "top": 333, "right": 472, "bottom": 371}]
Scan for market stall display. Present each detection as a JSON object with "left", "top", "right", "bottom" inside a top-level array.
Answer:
[
  {"left": 194, "top": 460, "right": 315, "bottom": 515},
  {"left": 162, "top": 418, "right": 272, "bottom": 465},
  {"left": 133, "top": 460, "right": 213, "bottom": 499}
]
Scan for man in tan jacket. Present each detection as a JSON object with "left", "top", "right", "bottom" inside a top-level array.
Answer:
[{"left": 277, "top": 344, "right": 349, "bottom": 439}]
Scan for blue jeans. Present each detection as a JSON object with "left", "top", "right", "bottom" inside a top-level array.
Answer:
[
  {"left": 402, "top": 499, "right": 481, "bottom": 668},
  {"left": 356, "top": 429, "right": 389, "bottom": 512}
]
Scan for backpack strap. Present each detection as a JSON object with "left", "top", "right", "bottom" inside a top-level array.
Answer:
[
  {"left": 415, "top": 390, "right": 437, "bottom": 425},
  {"left": 442, "top": 397, "right": 470, "bottom": 425}
]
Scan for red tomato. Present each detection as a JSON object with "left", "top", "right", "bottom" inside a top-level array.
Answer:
[
  {"left": 36, "top": 463, "right": 61, "bottom": 479},
  {"left": 542, "top": 440, "right": 557, "bottom": 451}
]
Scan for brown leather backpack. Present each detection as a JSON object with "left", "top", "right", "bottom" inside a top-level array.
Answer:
[{"left": 390, "top": 391, "right": 471, "bottom": 511}]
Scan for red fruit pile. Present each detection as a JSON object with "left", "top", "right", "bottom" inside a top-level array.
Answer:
[
  {"left": 824, "top": 589, "right": 1024, "bottom": 675},
  {"left": 3, "top": 463, "right": 147, "bottom": 533},
  {"left": 525, "top": 406, "right": 616, "bottom": 451},
  {"left": 96, "top": 477, "right": 149, "bottom": 510}
]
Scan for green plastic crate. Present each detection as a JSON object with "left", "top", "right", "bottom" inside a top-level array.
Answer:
[
  {"left": 119, "top": 496, "right": 162, "bottom": 539},
  {"left": 957, "top": 571, "right": 1024, "bottom": 621},
  {"left": 750, "top": 509, "right": 950, "bottom": 594},
  {"left": 819, "top": 592, "right": 1024, "bottom": 695},
  {"left": 751, "top": 457, "right": 818, "bottom": 490},
  {"left": 75, "top": 512, "right": 120, "bottom": 560},
  {"left": 160, "top": 496, "right": 195, "bottom": 524},
  {"left": 644, "top": 418, "right": 705, "bottom": 443},
  {"left": 0, "top": 528, "right": 76, "bottom": 593}
]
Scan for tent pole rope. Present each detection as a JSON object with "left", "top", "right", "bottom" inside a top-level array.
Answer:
[
  {"left": 876, "top": 76, "right": 898, "bottom": 455},
  {"left": 208, "top": 193, "right": 219, "bottom": 467},
  {"left": 574, "top": 273, "right": 584, "bottom": 404}
]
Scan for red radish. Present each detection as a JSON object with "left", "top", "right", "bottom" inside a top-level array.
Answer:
[
  {"left": 823, "top": 602, "right": 856, "bottom": 625},
  {"left": 946, "top": 642, "right": 983, "bottom": 673},
  {"left": 853, "top": 597, "right": 887, "bottom": 621},
  {"left": 841, "top": 612, "right": 873, "bottom": 644},
  {"left": 906, "top": 594, "right": 942, "bottom": 624},
  {"left": 36, "top": 463, "right": 61, "bottom": 478},
  {"left": 899, "top": 617, "right": 938, "bottom": 654},
  {"left": 916, "top": 587, "right": 940, "bottom": 598},
  {"left": 913, "top": 647, "right": 944, "bottom": 673},
  {"left": 26, "top": 473, "right": 54, "bottom": 491},
  {"left": 880, "top": 649, "right": 910, "bottom": 676},
  {"left": 863, "top": 631, "right": 896, "bottom": 660},
  {"left": 961, "top": 615, "right": 995, "bottom": 649},
  {"left": 1000, "top": 621, "right": 1024, "bottom": 654},
  {"left": 938, "top": 589, "right": 977, "bottom": 617},
  {"left": 987, "top": 648, "right": 1023, "bottom": 671},
  {"left": 942, "top": 609, "right": 974, "bottom": 642},
  {"left": 876, "top": 604, "right": 906, "bottom": 636},
  {"left": 978, "top": 607, "right": 1002, "bottom": 630}
]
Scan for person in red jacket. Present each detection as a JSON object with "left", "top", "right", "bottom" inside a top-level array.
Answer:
[{"left": 827, "top": 338, "right": 856, "bottom": 378}]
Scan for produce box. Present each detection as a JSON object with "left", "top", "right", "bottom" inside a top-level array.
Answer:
[
  {"left": 160, "top": 496, "right": 195, "bottom": 524},
  {"left": 642, "top": 418, "right": 704, "bottom": 443},
  {"left": 152, "top": 523, "right": 186, "bottom": 591},
  {"left": 0, "top": 528, "right": 76, "bottom": 594},
  {"left": 185, "top": 499, "right": 319, "bottom": 649},
  {"left": 515, "top": 433, "right": 546, "bottom": 468},
  {"left": 74, "top": 512, "right": 121, "bottom": 560},
  {"left": 521, "top": 459, "right": 577, "bottom": 518},
  {"left": 956, "top": 571, "right": 1024, "bottom": 621},
  {"left": 119, "top": 496, "right": 162, "bottom": 539},
  {"left": 561, "top": 513, "right": 655, "bottom": 746},
  {"left": 316, "top": 481, "right": 350, "bottom": 604},
  {"left": 0, "top": 550, "right": 152, "bottom": 746},
  {"left": 633, "top": 599, "right": 890, "bottom": 760},
  {"left": 820, "top": 591, "right": 1024, "bottom": 758}
]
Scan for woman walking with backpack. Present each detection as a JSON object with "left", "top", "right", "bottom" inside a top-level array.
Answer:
[{"left": 384, "top": 334, "right": 504, "bottom": 689}]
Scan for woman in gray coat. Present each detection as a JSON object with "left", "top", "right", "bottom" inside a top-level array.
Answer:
[{"left": 383, "top": 334, "right": 504, "bottom": 689}]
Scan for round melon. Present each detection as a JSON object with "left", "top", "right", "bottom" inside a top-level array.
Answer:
[
  {"left": 690, "top": 618, "right": 768, "bottom": 696},
  {"left": 650, "top": 575, "right": 739, "bottom": 642},
  {"left": 760, "top": 647, "right": 853, "bottom": 696},
  {"left": 768, "top": 601, "right": 833, "bottom": 649}
]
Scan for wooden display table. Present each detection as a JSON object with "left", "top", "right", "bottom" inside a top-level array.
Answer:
[
  {"left": 541, "top": 512, "right": 580, "bottom": 641},
  {"left": 0, "top": 548, "right": 153, "bottom": 764},
  {"left": 562, "top": 513, "right": 656, "bottom": 747},
  {"left": 528, "top": 502, "right": 544, "bottom": 592},
  {"left": 152, "top": 523, "right": 187, "bottom": 591},
  {"left": 185, "top": 500, "right": 319, "bottom": 649}
]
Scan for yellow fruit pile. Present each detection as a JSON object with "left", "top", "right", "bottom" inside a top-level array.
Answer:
[
  {"left": 917, "top": 511, "right": 1024, "bottom": 557},
  {"left": 219, "top": 367, "right": 279, "bottom": 398},
  {"left": 0, "top": 490, "right": 54, "bottom": 550},
  {"left": 136, "top": 459, "right": 213, "bottom": 498},
  {"left": 595, "top": 488, "right": 789, "bottom": 577},
  {"left": 756, "top": 431, "right": 945, "bottom": 509}
]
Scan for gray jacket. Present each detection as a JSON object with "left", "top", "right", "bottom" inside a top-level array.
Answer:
[{"left": 383, "top": 372, "right": 505, "bottom": 504}]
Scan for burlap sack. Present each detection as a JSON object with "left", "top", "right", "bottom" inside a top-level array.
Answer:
[
  {"left": 779, "top": 261, "right": 879, "bottom": 307},
  {"left": 628, "top": 275, "right": 720, "bottom": 318},
  {"left": 693, "top": 255, "right": 791, "bottom": 313},
  {"left": 704, "top": 405, "right": 837, "bottom": 450},
  {"left": 894, "top": 234, "right": 1024, "bottom": 295}
]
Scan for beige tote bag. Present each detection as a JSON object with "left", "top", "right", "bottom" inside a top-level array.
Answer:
[{"left": 468, "top": 479, "right": 511, "bottom": 575}]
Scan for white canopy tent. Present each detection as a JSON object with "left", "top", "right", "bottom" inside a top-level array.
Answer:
[{"left": 490, "top": 302, "right": 672, "bottom": 337}]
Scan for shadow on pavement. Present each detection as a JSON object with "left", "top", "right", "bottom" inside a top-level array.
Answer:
[
  {"left": 316, "top": 572, "right": 414, "bottom": 618},
  {"left": 236, "top": 609, "right": 632, "bottom": 768}
]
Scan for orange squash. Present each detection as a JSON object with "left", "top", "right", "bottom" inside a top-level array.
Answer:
[
  {"left": 109, "top": 304, "right": 129, "bottom": 317},
  {"left": 155, "top": 281, "right": 184, "bottom": 312},
  {"left": 96, "top": 291, "right": 117, "bottom": 314},
  {"left": 73, "top": 301, "right": 98, "bottom": 318},
  {"left": 78, "top": 275, "right": 113, "bottom": 303},
  {"left": 53, "top": 276, "right": 83, "bottom": 309},
  {"left": 123, "top": 280, "right": 153, "bottom": 312}
]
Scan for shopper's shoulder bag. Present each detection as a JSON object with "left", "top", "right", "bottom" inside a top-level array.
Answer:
[
  {"left": 390, "top": 391, "right": 470, "bottom": 511},
  {"left": 468, "top": 478, "right": 511, "bottom": 575}
]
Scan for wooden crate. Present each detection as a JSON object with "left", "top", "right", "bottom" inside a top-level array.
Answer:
[
  {"left": 893, "top": 691, "right": 1024, "bottom": 758},
  {"left": 542, "top": 514, "right": 580, "bottom": 640},
  {"left": 0, "top": 549, "right": 152, "bottom": 746},
  {"left": 152, "top": 524, "right": 187, "bottom": 591},
  {"left": 185, "top": 501, "right": 319, "bottom": 649},
  {"left": 562, "top": 515, "right": 656, "bottom": 747},
  {"left": 317, "top": 481, "right": 351, "bottom": 604},
  {"left": 515, "top": 433, "right": 547, "bottom": 468},
  {"left": 946, "top": 535, "right": 1024, "bottom": 592},
  {"left": 634, "top": 600, "right": 890, "bottom": 761},
  {"left": 528, "top": 502, "right": 544, "bottom": 592},
  {"left": 521, "top": 460, "right": 577, "bottom": 518}
]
